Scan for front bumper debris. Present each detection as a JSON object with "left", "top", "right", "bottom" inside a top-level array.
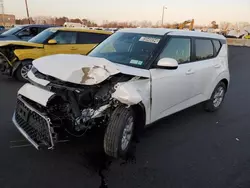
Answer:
[
  {"left": 0, "top": 53, "right": 12, "bottom": 75},
  {"left": 12, "top": 96, "right": 54, "bottom": 150}
]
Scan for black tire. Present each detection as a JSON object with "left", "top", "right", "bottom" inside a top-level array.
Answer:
[
  {"left": 104, "top": 105, "right": 135, "bottom": 159},
  {"left": 15, "top": 61, "right": 32, "bottom": 82},
  {"left": 204, "top": 82, "right": 226, "bottom": 112}
]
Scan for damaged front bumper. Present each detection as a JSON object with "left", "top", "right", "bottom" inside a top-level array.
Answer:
[
  {"left": 12, "top": 96, "right": 55, "bottom": 150},
  {"left": 12, "top": 83, "right": 56, "bottom": 150},
  {"left": 0, "top": 52, "right": 13, "bottom": 75}
]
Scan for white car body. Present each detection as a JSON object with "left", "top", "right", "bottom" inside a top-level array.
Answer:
[{"left": 12, "top": 28, "right": 230, "bottom": 156}]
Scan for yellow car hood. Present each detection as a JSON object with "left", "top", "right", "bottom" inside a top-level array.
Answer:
[{"left": 0, "top": 40, "right": 43, "bottom": 48}]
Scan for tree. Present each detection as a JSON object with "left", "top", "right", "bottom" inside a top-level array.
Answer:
[
  {"left": 70, "top": 18, "right": 82, "bottom": 23},
  {"left": 82, "top": 19, "right": 88, "bottom": 25},
  {"left": 211, "top": 21, "right": 219, "bottom": 29},
  {"left": 16, "top": 18, "right": 35, "bottom": 24},
  {"left": 55, "top": 17, "right": 68, "bottom": 26},
  {"left": 220, "top": 22, "right": 231, "bottom": 30},
  {"left": 15, "top": 19, "right": 21, "bottom": 25}
]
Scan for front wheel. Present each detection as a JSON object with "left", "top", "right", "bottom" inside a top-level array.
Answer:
[
  {"left": 204, "top": 82, "right": 226, "bottom": 112},
  {"left": 104, "top": 106, "right": 135, "bottom": 159},
  {"left": 15, "top": 62, "right": 32, "bottom": 82}
]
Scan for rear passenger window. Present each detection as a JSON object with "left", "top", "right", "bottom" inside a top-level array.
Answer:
[
  {"left": 213, "top": 40, "right": 221, "bottom": 55},
  {"left": 159, "top": 37, "right": 191, "bottom": 64},
  {"left": 77, "top": 32, "right": 110, "bottom": 44},
  {"left": 195, "top": 39, "right": 214, "bottom": 60}
]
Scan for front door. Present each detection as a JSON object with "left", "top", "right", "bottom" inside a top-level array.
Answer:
[
  {"left": 44, "top": 31, "right": 78, "bottom": 56},
  {"left": 150, "top": 37, "right": 196, "bottom": 122}
]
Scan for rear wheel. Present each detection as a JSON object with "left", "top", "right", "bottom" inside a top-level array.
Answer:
[
  {"left": 104, "top": 106, "right": 135, "bottom": 159},
  {"left": 15, "top": 62, "right": 32, "bottom": 82},
  {"left": 204, "top": 82, "right": 226, "bottom": 112}
]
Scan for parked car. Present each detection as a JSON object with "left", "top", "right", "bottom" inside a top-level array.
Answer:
[
  {"left": 12, "top": 28, "right": 230, "bottom": 159},
  {"left": 0, "top": 27, "right": 112, "bottom": 81},
  {"left": 0, "top": 25, "right": 5, "bottom": 31},
  {"left": 244, "top": 35, "right": 250, "bottom": 39},
  {"left": 0, "top": 24, "right": 54, "bottom": 41}
]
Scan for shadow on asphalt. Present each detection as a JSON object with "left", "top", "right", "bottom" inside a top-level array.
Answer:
[
  {"left": 56, "top": 125, "right": 138, "bottom": 188},
  {"left": 54, "top": 104, "right": 204, "bottom": 188}
]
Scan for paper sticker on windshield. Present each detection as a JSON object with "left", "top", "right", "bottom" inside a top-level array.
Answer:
[
  {"left": 139, "top": 37, "right": 160, "bottom": 44},
  {"left": 130, "top": 59, "right": 143, "bottom": 65}
]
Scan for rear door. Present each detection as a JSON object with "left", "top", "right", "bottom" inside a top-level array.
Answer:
[
  {"left": 191, "top": 38, "right": 220, "bottom": 98},
  {"left": 44, "top": 31, "right": 78, "bottom": 55},
  {"left": 76, "top": 32, "right": 110, "bottom": 55}
]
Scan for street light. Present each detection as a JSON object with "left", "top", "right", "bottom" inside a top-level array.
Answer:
[
  {"left": 25, "top": 0, "right": 30, "bottom": 24},
  {"left": 0, "top": 0, "right": 4, "bottom": 26},
  {"left": 161, "top": 6, "right": 167, "bottom": 27}
]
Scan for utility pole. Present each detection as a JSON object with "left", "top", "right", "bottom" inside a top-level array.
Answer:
[
  {"left": 0, "top": 0, "right": 4, "bottom": 26},
  {"left": 25, "top": 0, "right": 30, "bottom": 24},
  {"left": 161, "top": 6, "right": 167, "bottom": 27}
]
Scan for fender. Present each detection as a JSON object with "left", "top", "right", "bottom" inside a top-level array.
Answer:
[
  {"left": 12, "top": 59, "right": 33, "bottom": 76},
  {"left": 204, "top": 71, "right": 230, "bottom": 99},
  {"left": 111, "top": 79, "right": 151, "bottom": 125},
  {"left": 112, "top": 82, "right": 143, "bottom": 105}
]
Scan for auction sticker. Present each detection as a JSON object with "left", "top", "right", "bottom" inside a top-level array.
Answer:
[
  {"left": 139, "top": 37, "right": 160, "bottom": 44},
  {"left": 130, "top": 59, "right": 143, "bottom": 65}
]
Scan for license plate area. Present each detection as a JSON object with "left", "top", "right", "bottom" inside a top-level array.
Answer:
[{"left": 17, "top": 103, "right": 29, "bottom": 122}]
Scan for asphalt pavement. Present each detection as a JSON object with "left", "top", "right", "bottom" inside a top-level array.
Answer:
[{"left": 1, "top": 46, "right": 250, "bottom": 188}]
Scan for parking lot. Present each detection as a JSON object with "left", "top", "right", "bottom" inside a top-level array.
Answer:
[{"left": 0, "top": 46, "right": 250, "bottom": 188}]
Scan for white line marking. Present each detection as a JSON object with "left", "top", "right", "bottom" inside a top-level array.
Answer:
[
  {"left": 57, "top": 140, "right": 70, "bottom": 143},
  {"left": 10, "top": 140, "right": 27, "bottom": 143},
  {"left": 10, "top": 144, "right": 32, "bottom": 148}
]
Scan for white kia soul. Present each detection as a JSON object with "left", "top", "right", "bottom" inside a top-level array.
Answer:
[{"left": 12, "top": 28, "right": 230, "bottom": 158}]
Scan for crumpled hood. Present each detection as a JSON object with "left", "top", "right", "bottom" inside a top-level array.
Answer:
[
  {"left": 32, "top": 54, "right": 150, "bottom": 85},
  {"left": 0, "top": 40, "right": 43, "bottom": 47}
]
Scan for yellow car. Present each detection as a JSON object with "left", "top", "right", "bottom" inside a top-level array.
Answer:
[
  {"left": 244, "top": 35, "right": 250, "bottom": 39},
  {"left": 0, "top": 27, "right": 112, "bottom": 81}
]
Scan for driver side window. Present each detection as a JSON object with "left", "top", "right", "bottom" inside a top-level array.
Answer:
[
  {"left": 51, "top": 31, "right": 77, "bottom": 44},
  {"left": 17, "top": 28, "right": 31, "bottom": 37},
  {"left": 17, "top": 27, "right": 38, "bottom": 38},
  {"left": 159, "top": 37, "right": 191, "bottom": 64}
]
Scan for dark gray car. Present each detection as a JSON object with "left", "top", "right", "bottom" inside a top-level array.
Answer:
[{"left": 0, "top": 24, "right": 55, "bottom": 41}]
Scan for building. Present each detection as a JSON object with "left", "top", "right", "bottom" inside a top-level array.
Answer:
[{"left": 0, "top": 14, "right": 15, "bottom": 27}]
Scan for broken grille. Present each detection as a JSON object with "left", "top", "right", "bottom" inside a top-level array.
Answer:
[{"left": 13, "top": 96, "right": 54, "bottom": 149}]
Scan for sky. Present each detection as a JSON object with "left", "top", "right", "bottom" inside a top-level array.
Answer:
[{"left": 4, "top": 0, "right": 250, "bottom": 25}]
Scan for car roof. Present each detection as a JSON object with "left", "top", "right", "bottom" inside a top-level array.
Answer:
[
  {"left": 20, "top": 24, "right": 55, "bottom": 28},
  {"left": 118, "top": 28, "right": 226, "bottom": 40},
  {"left": 49, "top": 27, "right": 113, "bottom": 35}
]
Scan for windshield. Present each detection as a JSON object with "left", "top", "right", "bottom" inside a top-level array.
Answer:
[
  {"left": 29, "top": 28, "right": 56, "bottom": 43},
  {"left": 88, "top": 32, "right": 162, "bottom": 68},
  {"left": 1, "top": 26, "right": 24, "bottom": 36}
]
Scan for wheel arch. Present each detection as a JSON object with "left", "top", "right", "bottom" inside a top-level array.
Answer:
[
  {"left": 12, "top": 59, "right": 34, "bottom": 76},
  {"left": 205, "top": 71, "right": 230, "bottom": 99},
  {"left": 131, "top": 102, "right": 146, "bottom": 138},
  {"left": 220, "top": 78, "right": 229, "bottom": 92}
]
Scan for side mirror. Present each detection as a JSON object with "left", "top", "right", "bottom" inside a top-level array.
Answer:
[
  {"left": 157, "top": 58, "right": 178, "bottom": 69},
  {"left": 48, "top": 39, "right": 57, "bottom": 44}
]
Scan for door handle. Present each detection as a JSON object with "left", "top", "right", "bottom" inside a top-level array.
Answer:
[
  {"left": 71, "top": 47, "right": 77, "bottom": 50},
  {"left": 214, "top": 64, "right": 221, "bottom": 68},
  {"left": 186, "top": 69, "right": 194, "bottom": 75}
]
